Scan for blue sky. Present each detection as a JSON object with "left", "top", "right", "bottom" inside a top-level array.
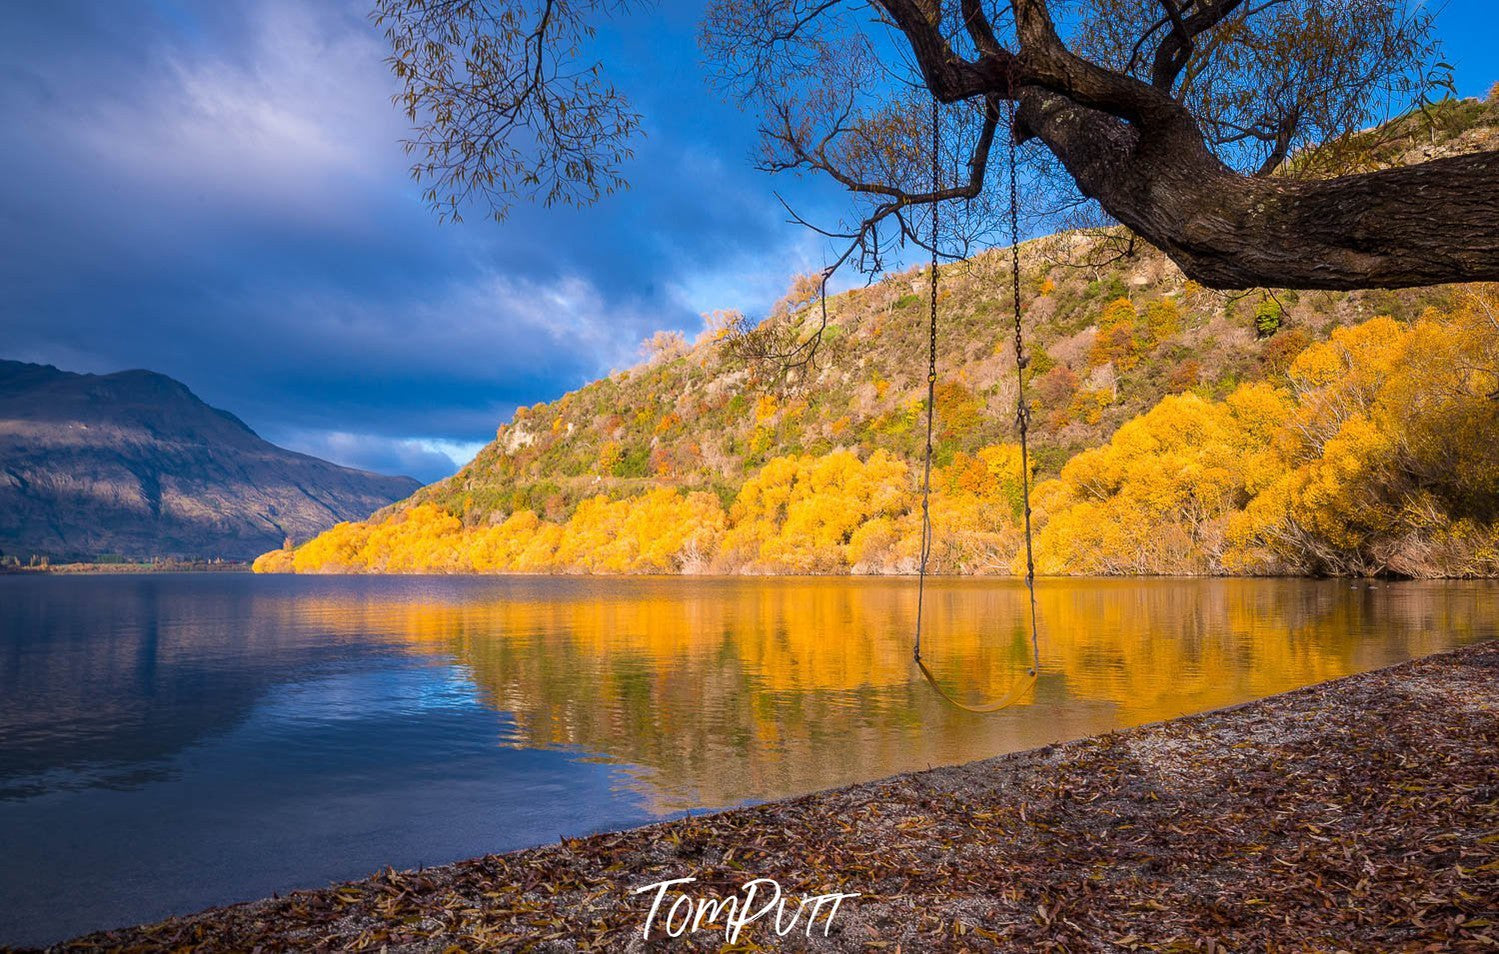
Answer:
[{"left": 2, "top": 1, "right": 1495, "bottom": 483}]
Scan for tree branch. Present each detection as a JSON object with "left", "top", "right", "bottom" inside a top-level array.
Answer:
[{"left": 1018, "top": 87, "right": 1499, "bottom": 289}]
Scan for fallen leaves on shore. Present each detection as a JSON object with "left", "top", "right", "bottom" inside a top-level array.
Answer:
[{"left": 36, "top": 642, "right": 1499, "bottom": 952}]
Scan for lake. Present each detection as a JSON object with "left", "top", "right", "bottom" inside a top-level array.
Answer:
[{"left": 1, "top": 573, "right": 1494, "bottom": 946}]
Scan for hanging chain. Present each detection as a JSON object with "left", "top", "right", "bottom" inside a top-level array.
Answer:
[
  {"left": 1008, "top": 99, "right": 1042, "bottom": 677},
  {"left": 914, "top": 95, "right": 940, "bottom": 663}
]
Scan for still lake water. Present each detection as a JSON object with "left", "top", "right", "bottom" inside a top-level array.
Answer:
[{"left": 1, "top": 573, "right": 1494, "bottom": 946}]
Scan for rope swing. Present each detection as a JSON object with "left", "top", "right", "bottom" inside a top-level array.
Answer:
[{"left": 914, "top": 97, "right": 1042, "bottom": 713}]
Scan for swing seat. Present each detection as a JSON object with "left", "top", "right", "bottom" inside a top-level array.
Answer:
[{"left": 916, "top": 656, "right": 1036, "bottom": 713}]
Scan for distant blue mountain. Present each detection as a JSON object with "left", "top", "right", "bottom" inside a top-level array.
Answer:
[{"left": 0, "top": 360, "right": 419, "bottom": 561}]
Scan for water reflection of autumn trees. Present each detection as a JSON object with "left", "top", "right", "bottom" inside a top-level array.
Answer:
[{"left": 301, "top": 578, "right": 1493, "bottom": 810}]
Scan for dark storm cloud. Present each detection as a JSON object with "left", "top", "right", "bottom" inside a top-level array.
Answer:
[
  {"left": 6, "top": 1, "right": 1492, "bottom": 485},
  {"left": 0, "top": 0, "right": 835, "bottom": 483}
]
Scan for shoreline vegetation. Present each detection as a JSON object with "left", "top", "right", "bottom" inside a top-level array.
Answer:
[
  {"left": 45, "top": 641, "right": 1497, "bottom": 952},
  {"left": 259, "top": 285, "right": 1499, "bottom": 580},
  {"left": 0, "top": 559, "right": 248, "bottom": 575}
]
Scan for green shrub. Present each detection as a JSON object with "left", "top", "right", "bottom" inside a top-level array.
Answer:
[
  {"left": 1254, "top": 299, "right": 1284, "bottom": 338},
  {"left": 612, "top": 446, "right": 651, "bottom": 478},
  {"left": 1086, "top": 276, "right": 1127, "bottom": 302}
]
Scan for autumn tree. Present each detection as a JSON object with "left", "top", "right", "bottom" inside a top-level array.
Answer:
[
  {"left": 254, "top": 281, "right": 1498, "bottom": 581},
  {"left": 640, "top": 330, "right": 689, "bottom": 364},
  {"left": 1090, "top": 297, "right": 1141, "bottom": 370},
  {"left": 373, "top": 0, "right": 1497, "bottom": 291},
  {"left": 1226, "top": 293, "right": 1499, "bottom": 576}
]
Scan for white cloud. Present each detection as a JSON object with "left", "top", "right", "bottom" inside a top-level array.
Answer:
[
  {"left": 416, "top": 438, "right": 486, "bottom": 469},
  {"left": 0, "top": 0, "right": 863, "bottom": 468},
  {"left": 271, "top": 428, "right": 483, "bottom": 483},
  {"left": 227, "top": 267, "right": 655, "bottom": 389},
  {"left": 662, "top": 226, "right": 853, "bottom": 325},
  {"left": 53, "top": 0, "right": 398, "bottom": 225}
]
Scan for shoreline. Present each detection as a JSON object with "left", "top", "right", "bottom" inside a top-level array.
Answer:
[
  {"left": 39, "top": 641, "right": 1499, "bottom": 951},
  {"left": 0, "top": 562, "right": 249, "bottom": 575},
  {"left": 252, "top": 564, "right": 1499, "bottom": 580},
  {"left": 15, "top": 565, "right": 1499, "bottom": 581}
]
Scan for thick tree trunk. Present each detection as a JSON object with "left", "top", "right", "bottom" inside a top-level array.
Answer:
[{"left": 1020, "top": 89, "right": 1499, "bottom": 290}]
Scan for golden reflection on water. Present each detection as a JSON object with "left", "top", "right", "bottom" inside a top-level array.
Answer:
[{"left": 287, "top": 577, "right": 1495, "bottom": 812}]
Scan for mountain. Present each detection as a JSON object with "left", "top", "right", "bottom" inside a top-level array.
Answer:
[
  {"left": 264, "top": 94, "right": 1499, "bottom": 578},
  {"left": 413, "top": 243, "right": 1445, "bottom": 511},
  {"left": 0, "top": 361, "right": 420, "bottom": 562},
  {"left": 264, "top": 232, "right": 1494, "bottom": 577}
]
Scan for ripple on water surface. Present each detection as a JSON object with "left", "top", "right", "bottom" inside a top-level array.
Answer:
[{"left": 0, "top": 572, "right": 1494, "bottom": 947}]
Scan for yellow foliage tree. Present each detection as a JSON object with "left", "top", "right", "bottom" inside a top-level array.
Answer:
[
  {"left": 259, "top": 292, "right": 1499, "bottom": 580},
  {"left": 718, "top": 451, "right": 913, "bottom": 573},
  {"left": 1034, "top": 386, "right": 1290, "bottom": 575},
  {"left": 1090, "top": 297, "right": 1140, "bottom": 370},
  {"left": 1143, "top": 298, "right": 1182, "bottom": 347},
  {"left": 1226, "top": 291, "right": 1499, "bottom": 576}
]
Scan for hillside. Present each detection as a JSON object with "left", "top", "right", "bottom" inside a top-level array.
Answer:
[
  {"left": 395, "top": 98, "right": 1499, "bottom": 526},
  {"left": 0, "top": 361, "right": 420, "bottom": 562},
  {"left": 425, "top": 243, "right": 1458, "bottom": 517},
  {"left": 264, "top": 96, "right": 1499, "bottom": 578}
]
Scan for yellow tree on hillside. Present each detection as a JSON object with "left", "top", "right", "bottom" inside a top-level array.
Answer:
[
  {"left": 718, "top": 451, "right": 912, "bottom": 573},
  {"left": 1227, "top": 290, "right": 1499, "bottom": 576},
  {"left": 1033, "top": 385, "right": 1290, "bottom": 575}
]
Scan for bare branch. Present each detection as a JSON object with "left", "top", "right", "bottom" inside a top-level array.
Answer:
[{"left": 382, "top": 0, "right": 1495, "bottom": 290}]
